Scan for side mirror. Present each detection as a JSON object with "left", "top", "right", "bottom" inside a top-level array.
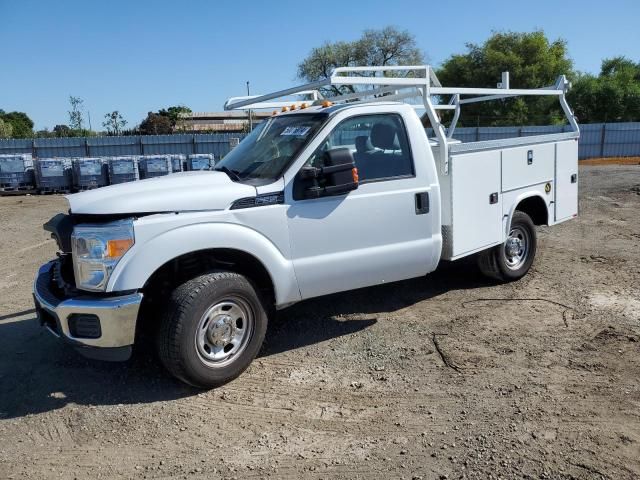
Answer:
[{"left": 301, "top": 148, "right": 359, "bottom": 199}]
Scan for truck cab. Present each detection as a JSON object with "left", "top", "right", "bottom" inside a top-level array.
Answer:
[{"left": 33, "top": 65, "right": 579, "bottom": 388}]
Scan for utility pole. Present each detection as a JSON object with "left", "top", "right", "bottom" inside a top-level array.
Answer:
[{"left": 246, "top": 81, "right": 253, "bottom": 132}]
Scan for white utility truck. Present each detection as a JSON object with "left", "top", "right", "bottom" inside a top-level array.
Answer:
[{"left": 33, "top": 66, "right": 579, "bottom": 388}]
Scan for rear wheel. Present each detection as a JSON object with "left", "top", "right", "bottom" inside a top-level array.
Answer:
[
  {"left": 157, "top": 271, "right": 268, "bottom": 388},
  {"left": 478, "top": 211, "right": 537, "bottom": 282}
]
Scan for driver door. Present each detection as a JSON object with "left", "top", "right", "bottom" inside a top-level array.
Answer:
[{"left": 286, "top": 113, "right": 436, "bottom": 300}]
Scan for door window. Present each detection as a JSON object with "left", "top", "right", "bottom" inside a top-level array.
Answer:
[{"left": 305, "top": 114, "right": 414, "bottom": 182}]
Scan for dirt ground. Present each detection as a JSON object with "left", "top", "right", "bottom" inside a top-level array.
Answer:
[{"left": 0, "top": 165, "right": 639, "bottom": 479}]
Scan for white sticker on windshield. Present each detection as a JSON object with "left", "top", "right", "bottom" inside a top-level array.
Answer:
[{"left": 281, "top": 126, "right": 311, "bottom": 136}]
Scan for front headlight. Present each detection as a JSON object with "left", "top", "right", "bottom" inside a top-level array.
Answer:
[{"left": 71, "top": 219, "right": 135, "bottom": 291}]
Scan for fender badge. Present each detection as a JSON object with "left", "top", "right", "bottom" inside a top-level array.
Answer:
[{"left": 545, "top": 183, "right": 551, "bottom": 194}]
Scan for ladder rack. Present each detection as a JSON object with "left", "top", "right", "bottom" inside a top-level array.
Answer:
[{"left": 224, "top": 65, "right": 579, "bottom": 174}]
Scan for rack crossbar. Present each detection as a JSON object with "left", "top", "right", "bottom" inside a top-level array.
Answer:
[{"left": 223, "top": 65, "right": 579, "bottom": 176}]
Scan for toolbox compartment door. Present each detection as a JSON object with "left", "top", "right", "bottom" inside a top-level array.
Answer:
[
  {"left": 554, "top": 139, "right": 579, "bottom": 222},
  {"left": 501, "top": 143, "right": 555, "bottom": 192},
  {"left": 450, "top": 150, "right": 502, "bottom": 257}
]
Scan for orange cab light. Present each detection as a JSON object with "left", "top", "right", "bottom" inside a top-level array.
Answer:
[
  {"left": 322, "top": 100, "right": 333, "bottom": 108},
  {"left": 290, "top": 104, "right": 297, "bottom": 110},
  {"left": 352, "top": 167, "right": 359, "bottom": 183},
  {"left": 300, "top": 103, "right": 308, "bottom": 109},
  {"left": 272, "top": 110, "right": 278, "bottom": 116},
  {"left": 281, "top": 106, "right": 289, "bottom": 112},
  {"left": 107, "top": 238, "right": 133, "bottom": 258}
]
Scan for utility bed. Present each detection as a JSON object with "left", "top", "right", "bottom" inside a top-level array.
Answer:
[{"left": 434, "top": 136, "right": 578, "bottom": 260}]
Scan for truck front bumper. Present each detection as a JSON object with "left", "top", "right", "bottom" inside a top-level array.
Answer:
[{"left": 33, "top": 261, "right": 143, "bottom": 361}]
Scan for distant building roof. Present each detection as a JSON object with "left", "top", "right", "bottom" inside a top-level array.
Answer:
[
  {"left": 179, "top": 111, "right": 271, "bottom": 132},
  {"left": 185, "top": 111, "right": 271, "bottom": 119}
]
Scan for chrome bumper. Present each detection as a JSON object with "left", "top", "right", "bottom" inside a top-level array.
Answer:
[{"left": 33, "top": 261, "right": 143, "bottom": 351}]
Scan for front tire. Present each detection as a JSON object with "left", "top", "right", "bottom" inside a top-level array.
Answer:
[
  {"left": 157, "top": 271, "right": 268, "bottom": 388},
  {"left": 478, "top": 210, "right": 537, "bottom": 282}
]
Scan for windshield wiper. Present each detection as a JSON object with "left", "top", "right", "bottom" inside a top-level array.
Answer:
[{"left": 215, "top": 166, "right": 242, "bottom": 182}]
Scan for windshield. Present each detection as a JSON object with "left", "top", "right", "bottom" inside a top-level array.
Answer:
[{"left": 216, "top": 113, "right": 327, "bottom": 181}]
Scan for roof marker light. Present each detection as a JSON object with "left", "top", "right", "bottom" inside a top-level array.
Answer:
[
  {"left": 322, "top": 100, "right": 333, "bottom": 108},
  {"left": 300, "top": 103, "right": 308, "bottom": 109},
  {"left": 290, "top": 104, "right": 297, "bottom": 110},
  {"left": 281, "top": 106, "right": 289, "bottom": 112}
]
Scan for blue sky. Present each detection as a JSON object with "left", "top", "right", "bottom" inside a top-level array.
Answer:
[{"left": 1, "top": 0, "right": 639, "bottom": 130}]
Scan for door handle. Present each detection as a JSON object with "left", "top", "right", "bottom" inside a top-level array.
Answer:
[{"left": 415, "top": 192, "right": 429, "bottom": 215}]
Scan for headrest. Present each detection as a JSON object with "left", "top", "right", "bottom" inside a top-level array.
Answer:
[
  {"left": 355, "top": 135, "right": 374, "bottom": 153},
  {"left": 370, "top": 123, "right": 398, "bottom": 150}
]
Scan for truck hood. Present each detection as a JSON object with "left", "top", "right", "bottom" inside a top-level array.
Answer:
[{"left": 66, "top": 171, "right": 256, "bottom": 215}]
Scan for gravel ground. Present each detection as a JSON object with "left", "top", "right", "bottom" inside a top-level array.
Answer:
[{"left": 0, "top": 165, "right": 639, "bottom": 479}]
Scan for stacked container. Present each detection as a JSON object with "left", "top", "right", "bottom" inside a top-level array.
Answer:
[
  {"left": 138, "top": 155, "right": 172, "bottom": 179},
  {"left": 187, "top": 153, "right": 215, "bottom": 171},
  {"left": 0, "top": 154, "right": 35, "bottom": 191},
  {"left": 169, "top": 154, "right": 186, "bottom": 173},
  {"left": 34, "top": 158, "right": 73, "bottom": 193},
  {"left": 72, "top": 157, "right": 109, "bottom": 190},
  {"left": 107, "top": 156, "right": 139, "bottom": 184}
]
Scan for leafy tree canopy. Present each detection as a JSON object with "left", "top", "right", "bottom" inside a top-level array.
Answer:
[
  {"left": 298, "top": 26, "right": 425, "bottom": 95},
  {"left": 0, "top": 118, "right": 13, "bottom": 138},
  {"left": 568, "top": 57, "right": 640, "bottom": 123},
  {"left": 158, "top": 106, "right": 192, "bottom": 129},
  {"left": 0, "top": 109, "right": 34, "bottom": 138},
  {"left": 139, "top": 112, "right": 172, "bottom": 135},
  {"left": 436, "top": 30, "right": 574, "bottom": 126},
  {"left": 103, "top": 110, "right": 128, "bottom": 136},
  {"left": 68, "top": 96, "right": 85, "bottom": 132},
  {"left": 53, "top": 124, "right": 73, "bottom": 137}
]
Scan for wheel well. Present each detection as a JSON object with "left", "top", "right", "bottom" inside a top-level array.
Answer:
[
  {"left": 515, "top": 196, "right": 548, "bottom": 226},
  {"left": 137, "top": 249, "right": 275, "bottom": 336}
]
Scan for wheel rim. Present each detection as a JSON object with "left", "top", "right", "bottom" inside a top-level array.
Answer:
[
  {"left": 195, "top": 296, "right": 254, "bottom": 368},
  {"left": 503, "top": 225, "right": 530, "bottom": 271}
]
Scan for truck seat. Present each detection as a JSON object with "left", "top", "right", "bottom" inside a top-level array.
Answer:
[
  {"left": 354, "top": 135, "right": 375, "bottom": 179},
  {"left": 363, "top": 123, "right": 412, "bottom": 180}
]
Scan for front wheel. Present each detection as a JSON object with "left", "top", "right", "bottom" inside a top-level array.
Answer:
[
  {"left": 478, "top": 211, "right": 537, "bottom": 282},
  {"left": 157, "top": 271, "right": 268, "bottom": 388}
]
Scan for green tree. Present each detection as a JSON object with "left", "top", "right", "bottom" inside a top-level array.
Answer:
[
  {"left": 68, "top": 96, "right": 85, "bottom": 131},
  {"left": 298, "top": 26, "right": 425, "bottom": 95},
  {"left": 35, "top": 128, "right": 55, "bottom": 138},
  {"left": 53, "top": 124, "right": 72, "bottom": 137},
  {"left": 158, "top": 105, "right": 192, "bottom": 130},
  {"left": 436, "top": 30, "right": 574, "bottom": 126},
  {"left": 138, "top": 112, "right": 172, "bottom": 135},
  {"left": 0, "top": 109, "right": 34, "bottom": 138},
  {"left": 568, "top": 57, "right": 640, "bottom": 123},
  {"left": 103, "top": 110, "right": 128, "bottom": 135},
  {"left": 0, "top": 118, "right": 13, "bottom": 138}
]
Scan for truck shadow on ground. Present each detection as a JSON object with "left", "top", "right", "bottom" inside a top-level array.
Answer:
[
  {"left": 262, "top": 258, "right": 486, "bottom": 356},
  {"left": 0, "top": 259, "right": 488, "bottom": 419}
]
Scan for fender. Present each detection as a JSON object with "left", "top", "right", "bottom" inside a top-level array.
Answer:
[
  {"left": 503, "top": 189, "right": 551, "bottom": 238},
  {"left": 107, "top": 222, "right": 301, "bottom": 306}
]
